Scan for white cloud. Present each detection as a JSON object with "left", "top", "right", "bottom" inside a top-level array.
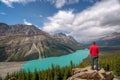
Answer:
[
  {"left": 51, "top": 0, "right": 79, "bottom": 8},
  {"left": 39, "top": 15, "right": 43, "bottom": 18},
  {"left": 0, "top": 12, "right": 6, "bottom": 15},
  {"left": 0, "top": 0, "right": 79, "bottom": 8},
  {"left": 52, "top": 0, "right": 66, "bottom": 8},
  {"left": 83, "top": 0, "right": 99, "bottom": 3},
  {"left": 0, "top": 0, "right": 35, "bottom": 8},
  {"left": 43, "top": 10, "right": 75, "bottom": 32},
  {"left": 42, "top": 0, "right": 120, "bottom": 42},
  {"left": 23, "top": 19, "right": 32, "bottom": 25}
]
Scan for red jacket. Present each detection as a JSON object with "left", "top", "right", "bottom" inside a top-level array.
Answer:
[{"left": 90, "top": 44, "right": 99, "bottom": 56}]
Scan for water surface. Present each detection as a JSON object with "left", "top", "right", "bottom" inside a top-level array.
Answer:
[{"left": 22, "top": 49, "right": 89, "bottom": 72}]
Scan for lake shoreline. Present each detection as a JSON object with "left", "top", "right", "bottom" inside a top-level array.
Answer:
[
  {"left": 0, "top": 49, "right": 89, "bottom": 79},
  {"left": 0, "top": 62, "right": 26, "bottom": 79},
  {"left": 23, "top": 49, "right": 89, "bottom": 72}
]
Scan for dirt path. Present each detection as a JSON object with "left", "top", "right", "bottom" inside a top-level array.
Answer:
[{"left": 0, "top": 62, "right": 26, "bottom": 79}]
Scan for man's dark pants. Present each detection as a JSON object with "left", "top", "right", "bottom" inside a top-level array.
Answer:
[{"left": 91, "top": 56, "right": 98, "bottom": 70}]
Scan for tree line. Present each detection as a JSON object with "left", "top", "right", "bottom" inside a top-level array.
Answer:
[{"left": 4, "top": 51, "right": 120, "bottom": 80}]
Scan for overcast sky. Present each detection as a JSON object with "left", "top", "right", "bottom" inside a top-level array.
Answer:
[{"left": 0, "top": 0, "right": 120, "bottom": 42}]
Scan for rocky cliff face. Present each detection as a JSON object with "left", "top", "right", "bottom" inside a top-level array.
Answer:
[{"left": 0, "top": 23, "right": 82, "bottom": 61}]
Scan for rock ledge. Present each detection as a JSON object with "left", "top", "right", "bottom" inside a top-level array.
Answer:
[{"left": 67, "top": 66, "right": 114, "bottom": 80}]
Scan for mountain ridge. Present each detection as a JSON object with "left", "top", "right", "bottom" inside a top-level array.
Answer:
[
  {"left": 0, "top": 23, "right": 82, "bottom": 61},
  {"left": 96, "top": 32, "right": 120, "bottom": 46}
]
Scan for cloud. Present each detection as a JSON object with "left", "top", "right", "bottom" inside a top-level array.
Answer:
[
  {"left": 43, "top": 10, "right": 74, "bottom": 33},
  {"left": 52, "top": 0, "right": 66, "bottom": 8},
  {"left": 83, "top": 0, "right": 100, "bottom": 3},
  {"left": 39, "top": 15, "right": 43, "bottom": 18},
  {"left": 0, "top": 12, "right": 6, "bottom": 15},
  {"left": 51, "top": 0, "right": 79, "bottom": 8},
  {"left": 42, "top": 0, "right": 120, "bottom": 42},
  {"left": 0, "top": 0, "right": 35, "bottom": 8},
  {"left": 0, "top": 0, "right": 79, "bottom": 8},
  {"left": 23, "top": 19, "right": 32, "bottom": 25}
]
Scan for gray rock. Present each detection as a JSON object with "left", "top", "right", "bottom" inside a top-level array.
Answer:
[{"left": 68, "top": 66, "right": 114, "bottom": 80}]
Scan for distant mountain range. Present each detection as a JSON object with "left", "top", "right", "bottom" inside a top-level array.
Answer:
[
  {"left": 0, "top": 23, "right": 82, "bottom": 62},
  {"left": 96, "top": 32, "right": 120, "bottom": 46}
]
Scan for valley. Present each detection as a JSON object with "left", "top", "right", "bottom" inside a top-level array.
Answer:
[
  {"left": 0, "top": 23, "right": 82, "bottom": 62},
  {"left": 0, "top": 23, "right": 120, "bottom": 80}
]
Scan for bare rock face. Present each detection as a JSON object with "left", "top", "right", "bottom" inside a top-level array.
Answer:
[{"left": 67, "top": 66, "right": 114, "bottom": 80}]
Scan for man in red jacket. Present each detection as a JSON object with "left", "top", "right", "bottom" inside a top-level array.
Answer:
[{"left": 90, "top": 41, "right": 99, "bottom": 70}]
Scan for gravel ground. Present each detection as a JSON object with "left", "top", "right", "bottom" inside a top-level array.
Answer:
[{"left": 0, "top": 62, "right": 26, "bottom": 79}]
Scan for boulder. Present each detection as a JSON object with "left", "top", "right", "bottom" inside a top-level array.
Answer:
[
  {"left": 8, "top": 77, "right": 16, "bottom": 80},
  {"left": 67, "top": 66, "right": 114, "bottom": 80}
]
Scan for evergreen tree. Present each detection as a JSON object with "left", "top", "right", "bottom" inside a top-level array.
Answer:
[{"left": 4, "top": 50, "right": 120, "bottom": 80}]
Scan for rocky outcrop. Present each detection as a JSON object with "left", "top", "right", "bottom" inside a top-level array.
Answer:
[{"left": 67, "top": 66, "right": 114, "bottom": 80}]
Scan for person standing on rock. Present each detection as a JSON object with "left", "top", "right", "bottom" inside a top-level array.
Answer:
[{"left": 90, "top": 41, "right": 99, "bottom": 70}]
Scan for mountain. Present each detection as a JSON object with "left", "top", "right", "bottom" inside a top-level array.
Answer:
[
  {"left": 96, "top": 32, "right": 120, "bottom": 46},
  {"left": 0, "top": 23, "right": 82, "bottom": 61}
]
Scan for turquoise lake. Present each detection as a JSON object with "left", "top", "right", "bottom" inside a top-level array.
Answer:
[{"left": 22, "top": 49, "right": 89, "bottom": 72}]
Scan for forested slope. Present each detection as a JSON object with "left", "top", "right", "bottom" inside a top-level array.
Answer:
[{"left": 3, "top": 49, "right": 120, "bottom": 80}]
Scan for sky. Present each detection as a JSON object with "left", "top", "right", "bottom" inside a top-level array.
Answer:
[{"left": 0, "top": 0, "right": 120, "bottom": 43}]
